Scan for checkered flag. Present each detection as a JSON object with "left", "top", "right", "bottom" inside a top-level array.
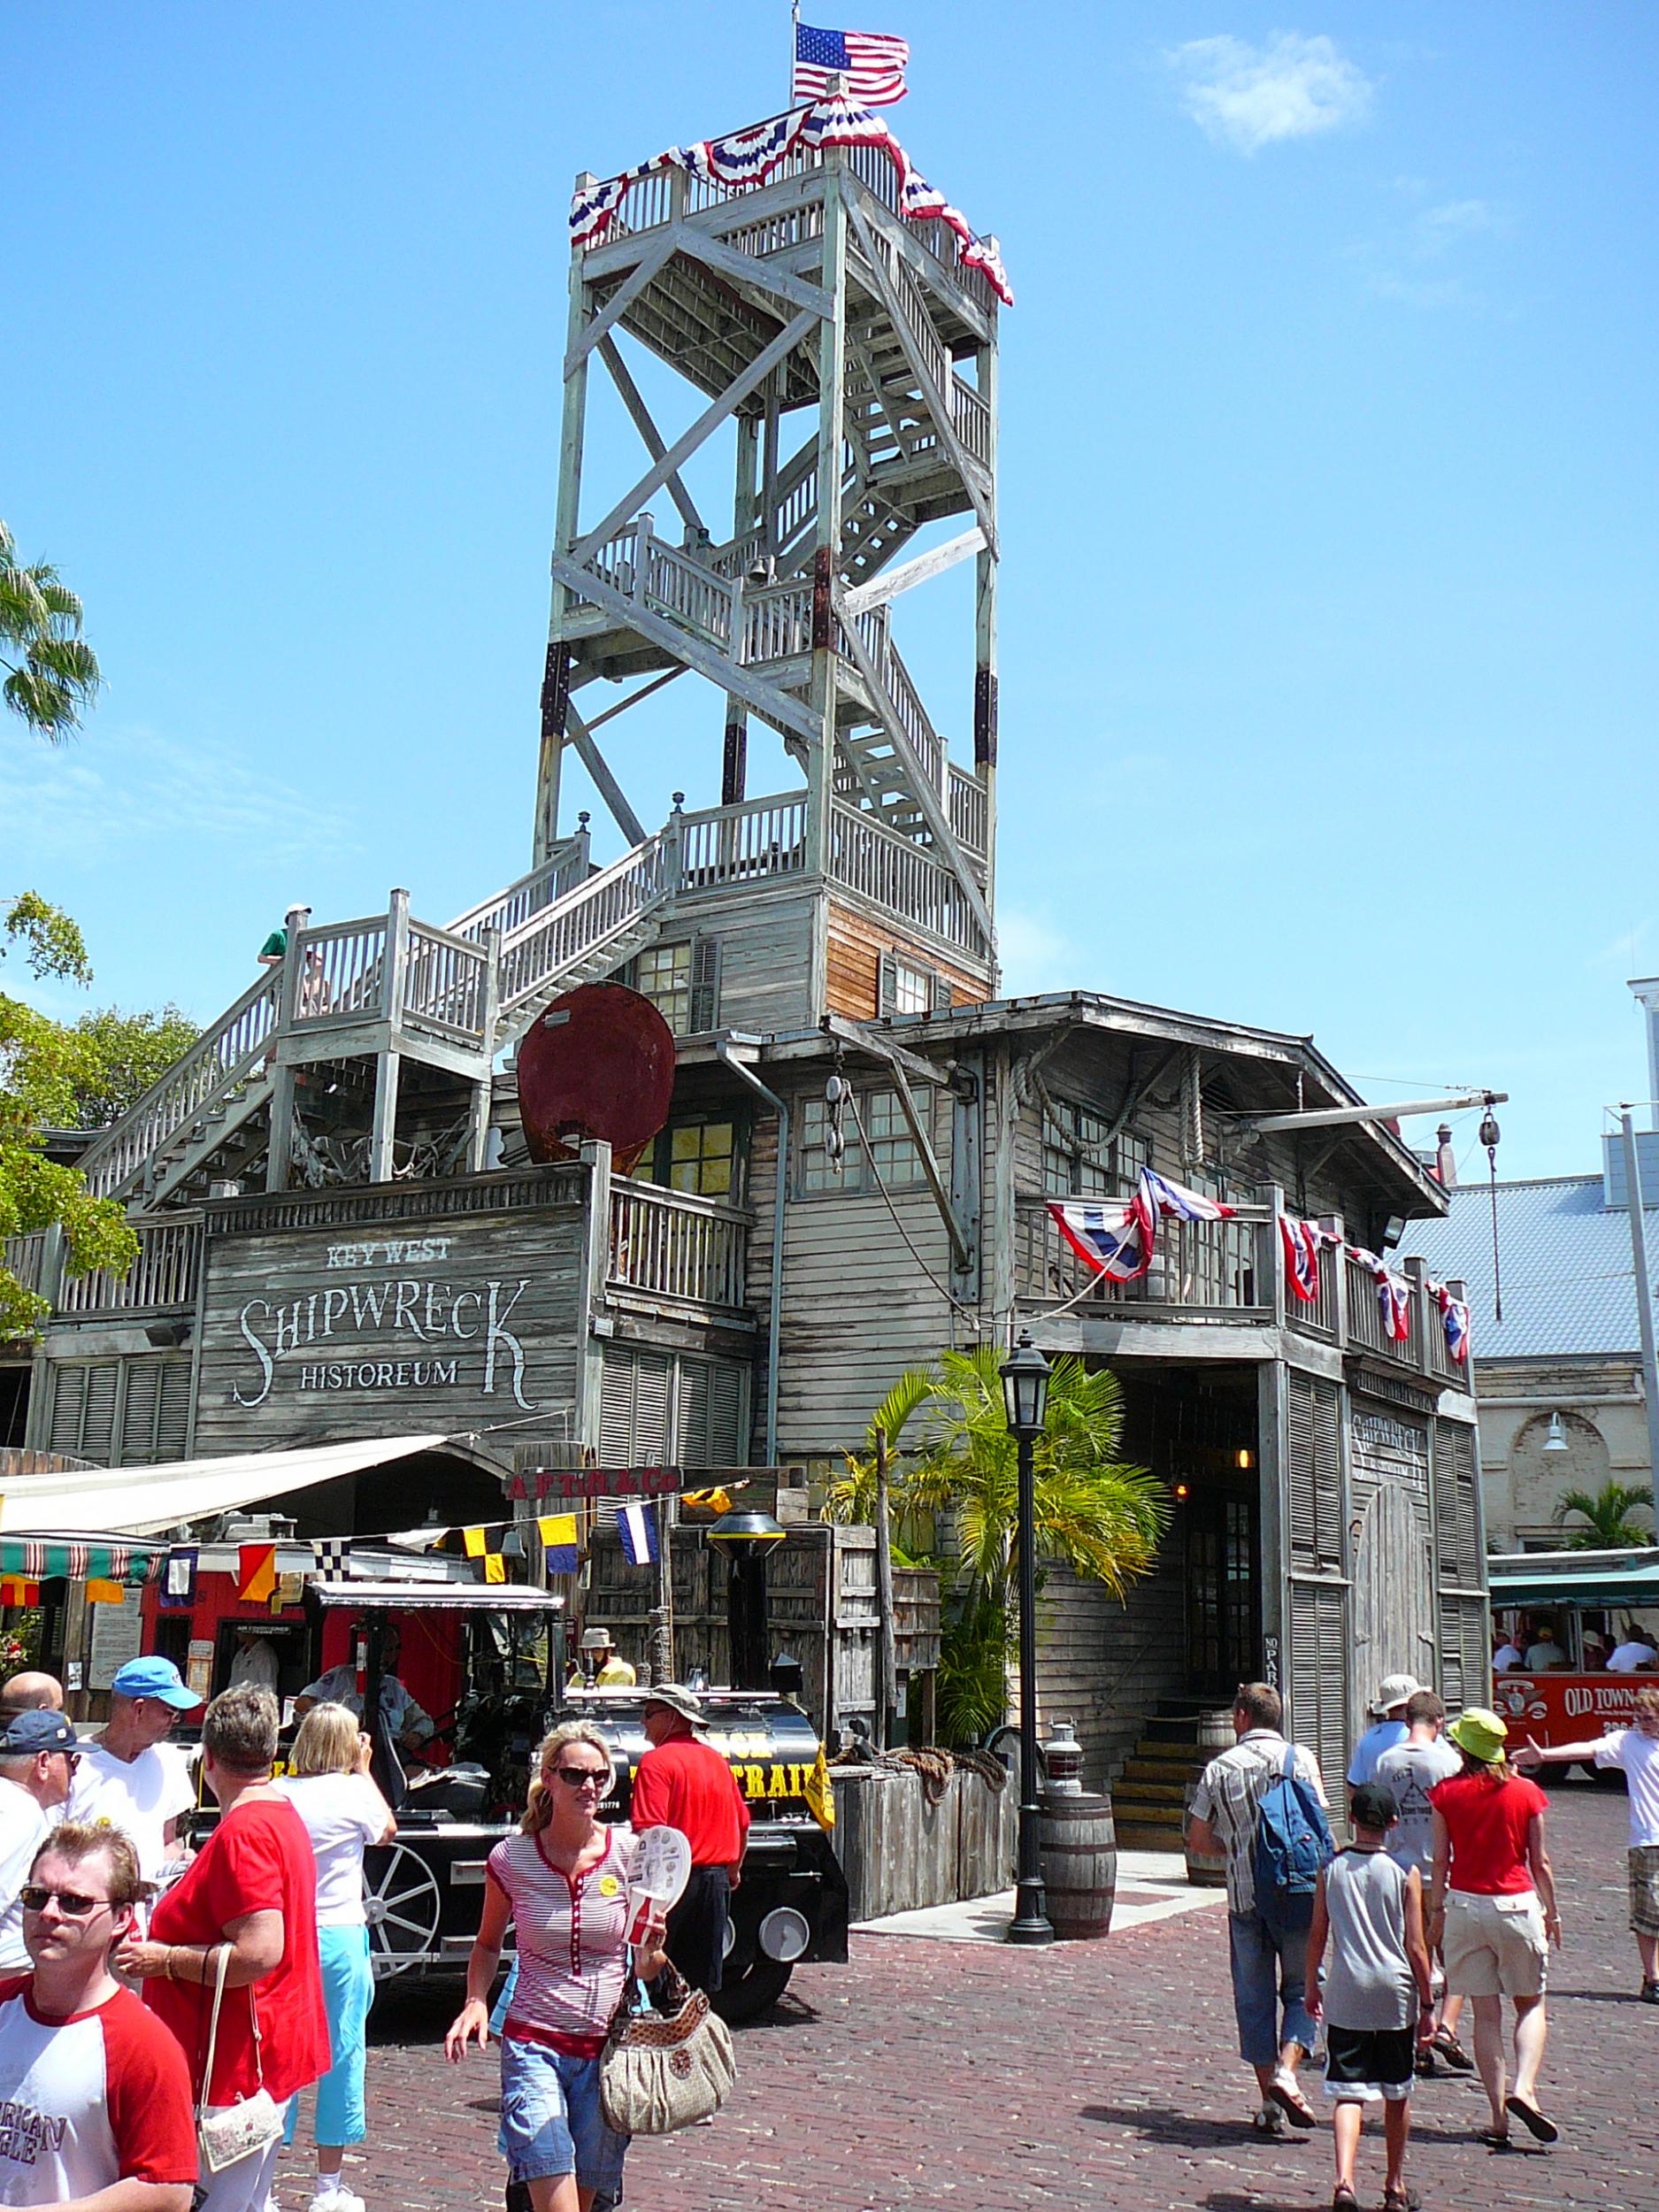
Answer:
[{"left": 311, "top": 1538, "right": 353, "bottom": 1579}]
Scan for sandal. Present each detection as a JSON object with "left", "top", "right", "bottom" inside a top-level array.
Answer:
[
  {"left": 1332, "top": 2189, "right": 1358, "bottom": 2210},
  {"left": 1477, "top": 2126, "right": 1512, "bottom": 2149},
  {"left": 1505, "top": 2093, "right": 1559, "bottom": 2144},
  {"left": 1383, "top": 2191, "right": 1420, "bottom": 2211},
  {"left": 1431, "top": 2028, "right": 1474, "bottom": 2073},
  {"left": 1265, "top": 2073, "right": 1317, "bottom": 2129}
]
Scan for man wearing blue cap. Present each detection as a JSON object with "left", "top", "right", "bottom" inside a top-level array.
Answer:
[
  {"left": 0, "top": 1711, "right": 80, "bottom": 1971},
  {"left": 65, "top": 1656, "right": 200, "bottom": 1891}
]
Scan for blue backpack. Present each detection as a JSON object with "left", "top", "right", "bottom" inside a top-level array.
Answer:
[{"left": 1251, "top": 1745, "right": 1334, "bottom": 1929}]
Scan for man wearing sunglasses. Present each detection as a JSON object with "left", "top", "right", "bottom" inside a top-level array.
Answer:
[
  {"left": 0, "top": 1712, "right": 81, "bottom": 1973},
  {"left": 0, "top": 1821, "right": 196, "bottom": 2208}
]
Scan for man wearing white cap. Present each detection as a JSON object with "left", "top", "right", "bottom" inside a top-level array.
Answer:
[
  {"left": 1348, "top": 1674, "right": 1422, "bottom": 1792},
  {"left": 65, "top": 1656, "right": 200, "bottom": 1888}
]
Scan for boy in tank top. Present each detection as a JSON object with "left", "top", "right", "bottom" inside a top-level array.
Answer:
[{"left": 1306, "top": 1782, "right": 1436, "bottom": 2212}]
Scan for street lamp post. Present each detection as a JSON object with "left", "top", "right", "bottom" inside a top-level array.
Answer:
[{"left": 1001, "top": 1331, "right": 1055, "bottom": 1947}]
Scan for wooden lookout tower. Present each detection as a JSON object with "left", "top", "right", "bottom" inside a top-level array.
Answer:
[{"left": 539, "top": 96, "right": 1004, "bottom": 1028}]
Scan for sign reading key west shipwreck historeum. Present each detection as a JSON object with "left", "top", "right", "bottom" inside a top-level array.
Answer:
[{"left": 192, "top": 1210, "right": 585, "bottom": 1451}]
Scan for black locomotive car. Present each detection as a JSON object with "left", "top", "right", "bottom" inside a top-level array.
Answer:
[{"left": 557, "top": 1687, "right": 849, "bottom": 2022}]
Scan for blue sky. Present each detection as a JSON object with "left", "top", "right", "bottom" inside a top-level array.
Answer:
[{"left": 5, "top": 4, "right": 1656, "bottom": 1181}]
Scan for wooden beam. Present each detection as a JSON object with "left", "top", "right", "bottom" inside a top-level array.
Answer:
[
  {"left": 549, "top": 552, "right": 820, "bottom": 741},
  {"left": 880, "top": 1059, "right": 972, "bottom": 1271},
  {"left": 596, "top": 336, "right": 703, "bottom": 537},
  {"left": 841, "top": 527, "right": 985, "bottom": 618},
  {"left": 665, "top": 222, "right": 835, "bottom": 322},
  {"left": 581, "top": 664, "right": 686, "bottom": 734},
  {"left": 822, "top": 1011, "right": 951, "bottom": 1088},
  {"left": 571, "top": 307, "right": 820, "bottom": 567},
  {"left": 563, "top": 234, "right": 678, "bottom": 381},
  {"left": 564, "top": 702, "right": 649, "bottom": 847}
]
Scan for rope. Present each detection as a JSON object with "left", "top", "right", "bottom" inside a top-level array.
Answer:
[
  {"left": 827, "top": 1742, "right": 1009, "bottom": 1803},
  {"left": 843, "top": 1090, "right": 983, "bottom": 1325}
]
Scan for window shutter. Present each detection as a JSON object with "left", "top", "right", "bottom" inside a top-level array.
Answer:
[
  {"left": 1286, "top": 1373, "right": 1342, "bottom": 1571},
  {"left": 80, "top": 1363, "right": 119, "bottom": 1463},
  {"left": 677, "top": 1360, "right": 710, "bottom": 1468},
  {"left": 157, "top": 1360, "right": 193, "bottom": 1458},
  {"left": 1434, "top": 1417, "right": 1487, "bottom": 1704},
  {"left": 1288, "top": 1578, "right": 1350, "bottom": 1797},
  {"left": 688, "top": 937, "right": 722, "bottom": 1033},
  {"left": 48, "top": 1366, "right": 87, "bottom": 1455},
  {"left": 710, "top": 1361, "right": 747, "bottom": 1464},
  {"left": 931, "top": 971, "right": 953, "bottom": 1014},
  {"left": 599, "top": 1359, "right": 634, "bottom": 1467},
  {"left": 877, "top": 951, "right": 897, "bottom": 1018},
  {"left": 120, "top": 1361, "right": 161, "bottom": 1464}
]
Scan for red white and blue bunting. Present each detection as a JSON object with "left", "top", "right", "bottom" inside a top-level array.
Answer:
[
  {"left": 1430, "top": 1279, "right": 1471, "bottom": 1363},
  {"left": 1279, "top": 1215, "right": 1340, "bottom": 1302},
  {"left": 1048, "top": 1170, "right": 1235, "bottom": 1285},
  {"left": 570, "top": 97, "right": 1013, "bottom": 306}
]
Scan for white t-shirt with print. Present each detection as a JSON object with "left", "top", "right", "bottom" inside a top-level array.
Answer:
[
  {"left": 64, "top": 1743, "right": 195, "bottom": 1884},
  {"left": 0, "top": 1788, "right": 49, "bottom": 1975},
  {"left": 1374, "top": 1735, "right": 1462, "bottom": 1877},
  {"left": 1594, "top": 1727, "right": 1659, "bottom": 1847},
  {"left": 275, "top": 1772, "right": 388, "bottom": 1926}
]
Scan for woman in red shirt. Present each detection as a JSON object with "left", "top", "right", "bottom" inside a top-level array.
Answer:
[
  {"left": 1427, "top": 1707, "right": 1560, "bottom": 2149},
  {"left": 118, "top": 1685, "right": 331, "bottom": 2212}
]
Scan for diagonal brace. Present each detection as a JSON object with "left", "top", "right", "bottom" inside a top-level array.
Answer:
[
  {"left": 564, "top": 702, "right": 649, "bottom": 847},
  {"left": 597, "top": 336, "right": 704, "bottom": 538},
  {"left": 564, "top": 234, "right": 678, "bottom": 381},
  {"left": 572, "top": 308, "right": 819, "bottom": 567}
]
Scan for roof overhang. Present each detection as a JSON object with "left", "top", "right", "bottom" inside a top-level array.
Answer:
[
  {"left": 1487, "top": 1545, "right": 1659, "bottom": 1607},
  {"left": 0, "top": 1434, "right": 510, "bottom": 1537}
]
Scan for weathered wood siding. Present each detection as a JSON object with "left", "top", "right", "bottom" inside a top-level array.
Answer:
[
  {"left": 32, "top": 1351, "right": 194, "bottom": 1465},
  {"left": 830, "top": 1765, "right": 1016, "bottom": 1919},
  {"left": 1033, "top": 1552, "right": 1187, "bottom": 1789},
  {"left": 825, "top": 899, "right": 988, "bottom": 1020},
  {"left": 193, "top": 1181, "right": 590, "bottom": 1453},
  {"left": 672, "top": 884, "right": 820, "bottom": 1036}
]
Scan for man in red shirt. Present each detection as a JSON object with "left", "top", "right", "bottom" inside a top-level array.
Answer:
[
  {"left": 629, "top": 1685, "right": 749, "bottom": 1993},
  {"left": 0, "top": 1821, "right": 196, "bottom": 2208}
]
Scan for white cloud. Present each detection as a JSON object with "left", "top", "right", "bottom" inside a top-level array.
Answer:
[
  {"left": 1415, "top": 198, "right": 1494, "bottom": 257},
  {"left": 997, "top": 908, "right": 1074, "bottom": 995},
  {"left": 1170, "top": 32, "right": 1373, "bottom": 155},
  {"left": 0, "top": 722, "right": 359, "bottom": 871}
]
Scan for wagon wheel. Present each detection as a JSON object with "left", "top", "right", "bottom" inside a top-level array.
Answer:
[{"left": 363, "top": 1844, "right": 442, "bottom": 1981}]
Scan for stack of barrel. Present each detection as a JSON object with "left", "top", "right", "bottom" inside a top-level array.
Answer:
[{"left": 1036, "top": 1720, "right": 1117, "bottom": 1939}]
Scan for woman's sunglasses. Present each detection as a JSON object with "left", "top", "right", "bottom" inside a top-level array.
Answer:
[
  {"left": 19, "top": 1886, "right": 113, "bottom": 1917},
  {"left": 551, "top": 1766, "right": 608, "bottom": 1789}
]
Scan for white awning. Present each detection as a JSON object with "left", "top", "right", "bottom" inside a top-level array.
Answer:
[{"left": 0, "top": 1435, "right": 453, "bottom": 1536}]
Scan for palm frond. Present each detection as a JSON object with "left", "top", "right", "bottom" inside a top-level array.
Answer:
[
  {"left": 3, "top": 667, "right": 78, "bottom": 739},
  {"left": 27, "top": 636, "right": 101, "bottom": 697}
]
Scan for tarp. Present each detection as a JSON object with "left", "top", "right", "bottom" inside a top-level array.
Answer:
[
  {"left": 0, "top": 1536, "right": 165, "bottom": 1586},
  {"left": 1488, "top": 1546, "right": 1659, "bottom": 1609},
  {"left": 0, "top": 1435, "right": 450, "bottom": 1537}
]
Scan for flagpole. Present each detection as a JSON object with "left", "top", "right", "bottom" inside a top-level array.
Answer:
[{"left": 789, "top": 0, "right": 801, "bottom": 103}]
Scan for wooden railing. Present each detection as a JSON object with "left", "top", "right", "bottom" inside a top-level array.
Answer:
[
  {"left": 288, "top": 917, "right": 388, "bottom": 1025},
  {"left": 3, "top": 1233, "right": 48, "bottom": 1300},
  {"left": 77, "top": 970, "right": 282, "bottom": 1201},
  {"left": 56, "top": 1218, "right": 202, "bottom": 1316},
  {"left": 678, "top": 793, "right": 809, "bottom": 888},
  {"left": 403, "top": 922, "right": 492, "bottom": 1047},
  {"left": 829, "top": 801, "right": 991, "bottom": 960},
  {"left": 948, "top": 762, "right": 988, "bottom": 857},
  {"left": 1345, "top": 1251, "right": 1417, "bottom": 1369},
  {"left": 608, "top": 1179, "right": 749, "bottom": 1312},
  {"left": 449, "top": 832, "right": 590, "bottom": 945},
  {"left": 1284, "top": 1236, "right": 1341, "bottom": 1342},
  {"left": 741, "top": 579, "right": 813, "bottom": 663},
  {"left": 495, "top": 831, "right": 678, "bottom": 1016},
  {"left": 1016, "top": 1198, "right": 1270, "bottom": 1317}
]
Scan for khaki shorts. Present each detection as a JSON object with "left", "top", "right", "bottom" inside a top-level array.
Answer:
[
  {"left": 1629, "top": 1845, "right": 1659, "bottom": 1939},
  {"left": 1442, "top": 1890, "right": 1548, "bottom": 1999}
]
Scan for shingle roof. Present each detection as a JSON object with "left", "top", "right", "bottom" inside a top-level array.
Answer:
[{"left": 1401, "top": 1175, "right": 1659, "bottom": 1360}]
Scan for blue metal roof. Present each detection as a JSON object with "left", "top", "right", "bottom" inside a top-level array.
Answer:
[{"left": 1402, "top": 1176, "right": 1659, "bottom": 1361}]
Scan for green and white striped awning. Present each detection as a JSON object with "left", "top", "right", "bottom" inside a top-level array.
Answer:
[{"left": 0, "top": 1536, "right": 164, "bottom": 1587}]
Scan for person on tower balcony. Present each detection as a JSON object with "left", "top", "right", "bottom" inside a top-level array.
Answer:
[{"left": 629, "top": 1686, "right": 749, "bottom": 1994}]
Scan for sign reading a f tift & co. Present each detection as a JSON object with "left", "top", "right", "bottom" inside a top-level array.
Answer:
[{"left": 192, "top": 1206, "right": 584, "bottom": 1451}]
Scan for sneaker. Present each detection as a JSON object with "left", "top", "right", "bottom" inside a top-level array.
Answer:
[
  {"left": 313, "top": 2192, "right": 365, "bottom": 2212},
  {"left": 1250, "top": 2101, "right": 1286, "bottom": 2137},
  {"left": 1641, "top": 1979, "right": 1659, "bottom": 2004},
  {"left": 1432, "top": 2029, "right": 1475, "bottom": 2074}
]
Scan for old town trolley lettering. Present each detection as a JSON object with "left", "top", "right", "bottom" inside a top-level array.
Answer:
[{"left": 234, "top": 1271, "right": 537, "bottom": 1410}]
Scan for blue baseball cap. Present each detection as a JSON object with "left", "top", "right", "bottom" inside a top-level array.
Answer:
[
  {"left": 110, "top": 1656, "right": 201, "bottom": 1709},
  {"left": 0, "top": 1711, "right": 79, "bottom": 1755}
]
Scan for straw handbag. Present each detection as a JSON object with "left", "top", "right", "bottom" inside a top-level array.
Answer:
[{"left": 599, "top": 1962, "right": 735, "bottom": 2135}]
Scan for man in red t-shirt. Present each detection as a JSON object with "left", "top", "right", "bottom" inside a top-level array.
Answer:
[
  {"left": 0, "top": 1821, "right": 196, "bottom": 2209},
  {"left": 630, "top": 1685, "right": 749, "bottom": 1993}
]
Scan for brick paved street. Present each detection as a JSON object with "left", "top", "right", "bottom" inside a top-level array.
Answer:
[{"left": 288, "top": 1781, "right": 1659, "bottom": 2212}]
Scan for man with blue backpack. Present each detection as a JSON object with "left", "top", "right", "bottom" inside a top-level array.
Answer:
[{"left": 1187, "top": 1681, "right": 1336, "bottom": 2132}]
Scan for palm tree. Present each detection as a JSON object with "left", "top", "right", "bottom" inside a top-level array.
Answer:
[
  {"left": 829, "top": 1347, "right": 1169, "bottom": 1740},
  {"left": 1, "top": 522, "right": 102, "bottom": 739},
  {"left": 1555, "top": 1480, "right": 1654, "bottom": 1549}
]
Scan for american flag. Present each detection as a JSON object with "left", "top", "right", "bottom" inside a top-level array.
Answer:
[{"left": 793, "top": 22, "right": 910, "bottom": 107}]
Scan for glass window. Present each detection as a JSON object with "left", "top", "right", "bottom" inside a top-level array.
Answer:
[
  {"left": 797, "top": 1087, "right": 925, "bottom": 1194},
  {"left": 862, "top": 1088, "right": 923, "bottom": 1185},
  {"left": 634, "top": 942, "right": 690, "bottom": 1033},
  {"left": 664, "top": 1120, "right": 736, "bottom": 1199},
  {"left": 889, "top": 961, "right": 932, "bottom": 1016}
]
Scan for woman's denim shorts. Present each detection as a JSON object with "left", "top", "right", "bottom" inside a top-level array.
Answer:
[{"left": 498, "top": 2035, "right": 628, "bottom": 2195}]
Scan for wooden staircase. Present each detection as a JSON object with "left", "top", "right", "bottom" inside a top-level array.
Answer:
[{"left": 1108, "top": 1705, "right": 1222, "bottom": 1854}]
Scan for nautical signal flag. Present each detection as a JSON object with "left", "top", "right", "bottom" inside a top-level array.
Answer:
[
  {"left": 792, "top": 21, "right": 909, "bottom": 106},
  {"left": 0, "top": 1580, "right": 40, "bottom": 1609},
  {"left": 483, "top": 1552, "right": 506, "bottom": 1585},
  {"left": 237, "top": 1545, "right": 278, "bottom": 1605},
  {"left": 86, "top": 1579, "right": 126, "bottom": 1606},
  {"left": 159, "top": 1548, "right": 197, "bottom": 1609},
  {"left": 618, "top": 1501, "right": 659, "bottom": 1569},
  {"left": 537, "top": 1515, "right": 580, "bottom": 1574},
  {"left": 462, "top": 1526, "right": 488, "bottom": 1559}
]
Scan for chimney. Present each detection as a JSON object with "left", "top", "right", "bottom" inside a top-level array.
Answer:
[
  {"left": 1434, "top": 1124, "right": 1456, "bottom": 1187},
  {"left": 1632, "top": 976, "right": 1659, "bottom": 1133}
]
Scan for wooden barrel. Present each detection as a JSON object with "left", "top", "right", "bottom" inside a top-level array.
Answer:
[
  {"left": 1182, "top": 1777, "right": 1227, "bottom": 1887},
  {"left": 1196, "top": 1706, "right": 1234, "bottom": 1750},
  {"left": 1038, "top": 1789, "right": 1117, "bottom": 1939}
]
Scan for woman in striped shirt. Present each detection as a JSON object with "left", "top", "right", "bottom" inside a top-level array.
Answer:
[{"left": 444, "top": 1722, "right": 669, "bottom": 2212}]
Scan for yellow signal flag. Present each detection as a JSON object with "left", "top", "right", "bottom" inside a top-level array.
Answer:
[
  {"left": 86, "top": 1578, "right": 126, "bottom": 1606},
  {"left": 483, "top": 1552, "right": 506, "bottom": 1584},
  {"left": 682, "top": 1486, "right": 733, "bottom": 1517},
  {"left": 463, "top": 1526, "right": 488, "bottom": 1559},
  {"left": 803, "top": 1744, "right": 836, "bottom": 1832}
]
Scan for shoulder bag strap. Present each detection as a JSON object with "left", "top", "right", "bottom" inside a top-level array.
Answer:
[{"left": 196, "top": 1944, "right": 229, "bottom": 2123}]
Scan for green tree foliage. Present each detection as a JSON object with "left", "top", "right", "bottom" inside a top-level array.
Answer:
[
  {"left": 829, "top": 1347, "right": 1169, "bottom": 1743},
  {"left": 68, "top": 1005, "right": 199, "bottom": 1129},
  {"left": 1, "top": 896, "right": 139, "bottom": 1340},
  {"left": 1555, "top": 1479, "right": 1655, "bottom": 1549},
  {"left": 0, "top": 522, "right": 103, "bottom": 741}
]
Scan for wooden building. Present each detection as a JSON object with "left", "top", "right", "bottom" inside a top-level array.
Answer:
[{"left": 2, "top": 95, "right": 1484, "bottom": 1798}]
